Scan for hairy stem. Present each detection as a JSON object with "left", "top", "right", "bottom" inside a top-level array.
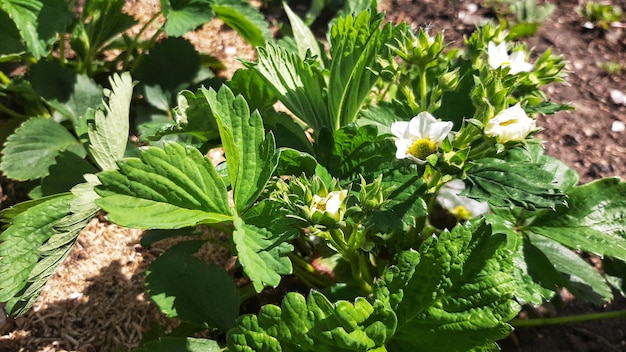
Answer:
[{"left": 510, "top": 309, "right": 626, "bottom": 327}]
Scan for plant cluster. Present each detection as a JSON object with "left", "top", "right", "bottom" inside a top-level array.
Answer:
[
  {"left": 2, "top": 2, "right": 626, "bottom": 351},
  {"left": 0, "top": 0, "right": 270, "bottom": 149},
  {"left": 487, "top": 0, "right": 556, "bottom": 38},
  {"left": 577, "top": 1, "right": 624, "bottom": 30}
]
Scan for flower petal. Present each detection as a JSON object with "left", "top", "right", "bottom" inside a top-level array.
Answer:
[{"left": 391, "top": 121, "right": 409, "bottom": 139}]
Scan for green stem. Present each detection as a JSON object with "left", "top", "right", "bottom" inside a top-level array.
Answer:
[
  {"left": 346, "top": 250, "right": 372, "bottom": 293},
  {"left": 124, "top": 11, "right": 162, "bottom": 71},
  {"left": 510, "top": 309, "right": 626, "bottom": 327},
  {"left": 419, "top": 68, "right": 428, "bottom": 111},
  {"left": 0, "top": 71, "right": 11, "bottom": 84},
  {"left": 288, "top": 253, "right": 334, "bottom": 289},
  {"left": 0, "top": 104, "right": 27, "bottom": 119},
  {"left": 129, "top": 26, "right": 164, "bottom": 74}
]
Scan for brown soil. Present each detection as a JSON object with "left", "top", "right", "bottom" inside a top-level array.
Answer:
[{"left": 1, "top": 0, "right": 626, "bottom": 351}]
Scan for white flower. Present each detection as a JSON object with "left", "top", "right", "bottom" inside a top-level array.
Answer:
[
  {"left": 484, "top": 103, "right": 536, "bottom": 143},
  {"left": 310, "top": 190, "right": 348, "bottom": 227},
  {"left": 437, "top": 180, "right": 490, "bottom": 220},
  {"left": 487, "top": 41, "right": 533, "bottom": 75},
  {"left": 391, "top": 112, "right": 453, "bottom": 164}
]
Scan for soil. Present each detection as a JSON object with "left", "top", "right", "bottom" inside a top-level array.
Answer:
[{"left": 1, "top": 0, "right": 626, "bottom": 351}]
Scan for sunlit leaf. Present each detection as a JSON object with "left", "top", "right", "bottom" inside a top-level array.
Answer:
[
  {"left": 86, "top": 72, "right": 133, "bottom": 171},
  {"left": 96, "top": 142, "right": 232, "bottom": 229}
]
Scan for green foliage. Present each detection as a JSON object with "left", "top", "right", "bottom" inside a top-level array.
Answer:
[
  {"left": 577, "top": 1, "right": 623, "bottom": 30},
  {"left": 380, "top": 222, "right": 519, "bottom": 351},
  {"left": 228, "top": 222, "right": 519, "bottom": 351},
  {"left": 2, "top": 6, "right": 625, "bottom": 352},
  {"left": 228, "top": 290, "right": 396, "bottom": 351}
]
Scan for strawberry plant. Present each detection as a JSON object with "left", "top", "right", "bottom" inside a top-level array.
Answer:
[{"left": 2, "top": 4, "right": 626, "bottom": 351}]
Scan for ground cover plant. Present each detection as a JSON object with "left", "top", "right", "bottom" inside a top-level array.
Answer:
[{"left": 1, "top": 1, "right": 626, "bottom": 351}]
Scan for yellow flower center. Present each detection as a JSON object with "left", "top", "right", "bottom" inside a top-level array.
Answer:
[
  {"left": 407, "top": 138, "right": 437, "bottom": 160},
  {"left": 450, "top": 205, "right": 471, "bottom": 220},
  {"left": 498, "top": 118, "right": 518, "bottom": 126}
]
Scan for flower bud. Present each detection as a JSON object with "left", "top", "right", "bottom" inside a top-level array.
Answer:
[{"left": 309, "top": 190, "right": 348, "bottom": 228}]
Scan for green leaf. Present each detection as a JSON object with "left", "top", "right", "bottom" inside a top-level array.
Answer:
[
  {"left": 314, "top": 124, "right": 396, "bottom": 180},
  {"left": 0, "top": 193, "right": 72, "bottom": 311},
  {"left": 227, "top": 69, "right": 277, "bottom": 112},
  {"left": 161, "top": 0, "right": 215, "bottom": 37},
  {"left": 505, "top": 145, "right": 579, "bottom": 192},
  {"left": 40, "top": 150, "right": 99, "bottom": 196},
  {"left": 0, "top": 0, "right": 73, "bottom": 59},
  {"left": 464, "top": 157, "right": 565, "bottom": 210},
  {"left": 511, "top": 234, "right": 565, "bottom": 305},
  {"left": 142, "top": 89, "right": 220, "bottom": 143},
  {"left": 328, "top": 10, "right": 394, "bottom": 128},
  {"left": 263, "top": 110, "right": 313, "bottom": 154},
  {"left": 374, "top": 169, "right": 428, "bottom": 232},
  {"left": 146, "top": 241, "right": 239, "bottom": 331},
  {"left": 380, "top": 222, "right": 520, "bottom": 351},
  {"left": 135, "top": 337, "right": 222, "bottom": 352},
  {"left": 525, "top": 101, "right": 574, "bottom": 115},
  {"left": 283, "top": 2, "right": 323, "bottom": 64},
  {"left": 213, "top": 0, "right": 270, "bottom": 47},
  {"left": 275, "top": 148, "right": 317, "bottom": 176},
  {"left": 30, "top": 60, "right": 103, "bottom": 122},
  {"left": 232, "top": 214, "right": 293, "bottom": 292},
  {"left": 527, "top": 233, "right": 613, "bottom": 304},
  {"left": 203, "top": 85, "right": 279, "bottom": 213},
  {"left": 0, "top": 9, "right": 25, "bottom": 57},
  {"left": 135, "top": 38, "right": 201, "bottom": 99},
  {"left": 527, "top": 178, "right": 626, "bottom": 262},
  {"left": 87, "top": 72, "right": 133, "bottom": 171},
  {"left": 248, "top": 42, "right": 329, "bottom": 132},
  {"left": 96, "top": 142, "right": 232, "bottom": 229},
  {"left": 0, "top": 117, "right": 86, "bottom": 181},
  {"left": 227, "top": 290, "right": 396, "bottom": 352}
]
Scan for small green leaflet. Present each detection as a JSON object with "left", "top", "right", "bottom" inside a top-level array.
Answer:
[
  {"left": 0, "top": 117, "right": 86, "bottom": 181},
  {"left": 283, "top": 2, "right": 323, "bottom": 64},
  {"left": 227, "top": 290, "right": 396, "bottom": 351},
  {"left": 379, "top": 222, "right": 520, "bottom": 351},
  {"left": 146, "top": 241, "right": 239, "bottom": 331},
  {"left": 160, "top": 0, "right": 214, "bottom": 37},
  {"left": 232, "top": 214, "right": 293, "bottom": 293},
  {"left": 203, "top": 85, "right": 279, "bottom": 213},
  {"left": 96, "top": 142, "right": 232, "bottom": 229},
  {"left": 212, "top": 0, "right": 270, "bottom": 47},
  {"left": 464, "top": 157, "right": 565, "bottom": 210},
  {"left": 87, "top": 72, "right": 133, "bottom": 171}
]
